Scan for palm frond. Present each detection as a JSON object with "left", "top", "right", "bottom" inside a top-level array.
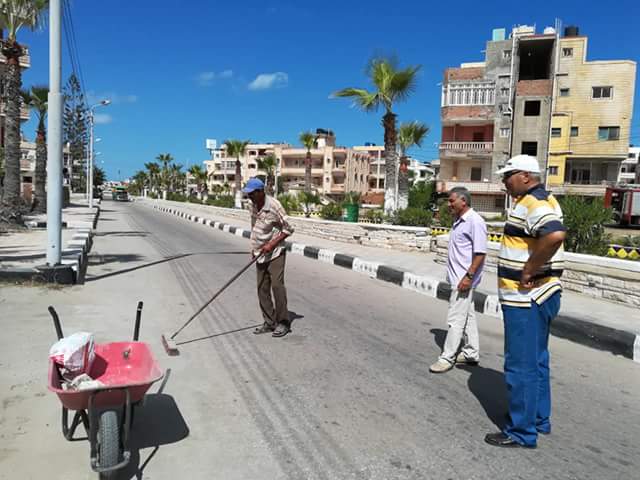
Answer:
[
  {"left": 299, "top": 131, "right": 316, "bottom": 150},
  {"left": 398, "top": 121, "right": 429, "bottom": 154}
]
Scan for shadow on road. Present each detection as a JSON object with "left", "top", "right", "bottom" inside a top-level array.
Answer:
[
  {"left": 430, "top": 328, "right": 508, "bottom": 429},
  {"left": 86, "top": 251, "right": 247, "bottom": 282},
  {"left": 95, "top": 231, "right": 151, "bottom": 238},
  {"left": 458, "top": 364, "right": 508, "bottom": 430},
  {"left": 117, "top": 369, "right": 190, "bottom": 480}
]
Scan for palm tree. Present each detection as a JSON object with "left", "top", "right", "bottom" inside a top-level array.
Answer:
[
  {"left": 0, "top": 0, "right": 48, "bottom": 219},
  {"left": 169, "top": 163, "right": 184, "bottom": 193},
  {"left": 333, "top": 56, "right": 420, "bottom": 214},
  {"left": 156, "top": 153, "right": 173, "bottom": 194},
  {"left": 20, "top": 85, "right": 49, "bottom": 212},
  {"left": 188, "top": 164, "right": 209, "bottom": 198},
  {"left": 144, "top": 162, "right": 160, "bottom": 193},
  {"left": 299, "top": 132, "right": 316, "bottom": 192},
  {"left": 224, "top": 139, "right": 249, "bottom": 208},
  {"left": 131, "top": 170, "right": 148, "bottom": 196},
  {"left": 397, "top": 121, "right": 429, "bottom": 210},
  {"left": 257, "top": 153, "right": 277, "bottom": 195}
]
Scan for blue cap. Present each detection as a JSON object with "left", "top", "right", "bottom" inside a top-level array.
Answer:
[{"left": 242, "top": 177, "right": 265, "bottom": 193}]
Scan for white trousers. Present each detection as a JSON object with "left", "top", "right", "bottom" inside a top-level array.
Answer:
[{"left": 439, "top": 288, "right": 480, "bottom": 363}]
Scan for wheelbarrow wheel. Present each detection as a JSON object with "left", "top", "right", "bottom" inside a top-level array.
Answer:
[{"left": 98, "top": 410, "right": 119, "bottom": 479}]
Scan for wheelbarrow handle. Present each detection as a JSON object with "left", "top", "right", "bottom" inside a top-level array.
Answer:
[
  {"left": 133, "top": 301, "right": 143, "bottom": 341},
  {"left": 48, "top": 306, "right": 64, "bottom": 340}
]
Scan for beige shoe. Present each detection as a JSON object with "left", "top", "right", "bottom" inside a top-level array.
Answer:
[
  {"left": 455, "top": 353, "right": 479, "bottom": 365},
  {"left": 429, "top": 358, "right": 454, "bottom": 374}
]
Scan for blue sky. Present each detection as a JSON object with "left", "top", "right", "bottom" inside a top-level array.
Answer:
[{"left": 18, "top": 0, "right": 640, "bottom": 180}]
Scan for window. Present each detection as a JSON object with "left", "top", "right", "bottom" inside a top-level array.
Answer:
[
  {"left": 521, "top": 142, "right": 538, "bottom": 156},
  {"left": 494, "top": 197, "right": 505, "bottom": 208},
  {"left": 592, "top": 86, "right": 613, "bottom": 99},
  {"left": 571, "top": 126, "right": 579, "bottom": 137},
  {"left": 503, "top": 50, "right": 511, "bottom": 60},
  {"left": 551, "top": 128, "right": 562, "bottom": 137},
  {"left": 562, "top": 48, "right": 573, "bottom": 57},
  {"left": 524, "top": 100, "right": 541, "bottom": 116},
  {"left": 548, "top": 166, "right": 559, "bottom": 175},
  {"left": 470, "top": 167, "right": 482, "bottom": 181},
  {"left": 629, "top": 152, "right": 636, "bottom": 158},
  {"left": 442, "top": 82, "right": 496, "bottom": 106},
  {"left": 598, "top": 126, "right": 620, "bottom": 141},
  {"left": 559, "top": 88, "right": 570, "bottom": 97},
  {"left": 499, "top": 128, "right": 510, "bottom": 138},
  {"left": 500, "top": 87, "right": 509, "bottom": 97},
  {"left": 473, "top": 132, "right": 484, "bottom": 142}
]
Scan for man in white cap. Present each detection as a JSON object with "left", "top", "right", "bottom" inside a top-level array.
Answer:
[{"left": 485, "top": 155, "right": 566, "bottom": 449}]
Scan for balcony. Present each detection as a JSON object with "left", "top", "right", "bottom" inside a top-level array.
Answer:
[
  {"left": 331, "top": 184, "right": 346, "bottom": 193},
  {"left": 0, "top": 102, "right": 30, "bottom": 120},
  {"left": 549, "top": 183, "right": 612, "bottom": 197},
  {"left": 280, "top": 166, "right": 323, "bottom": 176},
  {"left": 0, "top": 46, "right": 31, "bottom": 68},
  {"left": 439, "top": 142, "right": 493, "bottom": 157}
]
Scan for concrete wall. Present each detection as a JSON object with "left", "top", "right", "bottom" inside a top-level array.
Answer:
[
  {"left": 156, "top": 199, "right": 432, "bottom": 251},
  {"left": 434, "top": 235, "right": 640, "bottom": 307}
]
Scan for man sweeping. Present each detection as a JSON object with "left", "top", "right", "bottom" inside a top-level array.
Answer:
[{"left": 243, "top": 178, "right": 294, "bottom": 338}]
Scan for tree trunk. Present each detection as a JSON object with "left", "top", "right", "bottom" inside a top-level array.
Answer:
[
  {"left": 397, "top": 155, "right": 409, "bottom": 210},
  {"left": 234, "top": 157, "right": 242, "bottom": 208},
  {"left": 0, "top": 43, "right": 24, "bottom": 220},
  {"left": 267, "top": 173, "right": 274, "bottom": 195},
  {"left": 382, "top": 111, "right": 398, "bottom": 215},
  {"left": 33, "top": 130, "right": 47, "bottom": 213},
  {"left": 304, "top": 150, "right": 312, "bottom": 192}
]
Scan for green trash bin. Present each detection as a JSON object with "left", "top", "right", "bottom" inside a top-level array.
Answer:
[{"left": 343, "top": 203, "right": 360, "bottom": 222}]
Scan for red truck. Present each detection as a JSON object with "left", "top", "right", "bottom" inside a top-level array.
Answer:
[{"left": 604, "top": 186, "right": 640, "bottom": 226}]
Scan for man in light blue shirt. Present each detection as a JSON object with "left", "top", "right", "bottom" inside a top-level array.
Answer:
[{"left": 430, "top": 187, "right": 487, "bottom": 373}]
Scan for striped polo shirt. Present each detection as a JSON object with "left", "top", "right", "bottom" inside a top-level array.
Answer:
[
  {"left": 249, "top": 195, "right": 294, "bottom": 264},
  {"left": 498, "top": 184, "right": 566, "bottom": 307}
]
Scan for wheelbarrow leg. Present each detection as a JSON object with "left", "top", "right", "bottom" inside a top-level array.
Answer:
[{"left": 62, "top": 407, "right": 89, "bottom": 440}]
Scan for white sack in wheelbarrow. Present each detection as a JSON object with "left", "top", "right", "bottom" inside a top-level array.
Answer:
[{"left": 49, "top": 332, "right": 95, "bottom": 380}]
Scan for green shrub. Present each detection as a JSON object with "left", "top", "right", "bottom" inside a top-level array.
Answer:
[
  {"left": 320, "top": 202, "right": 343, "bottom": 221},
  {"left": 147, "top": 191, "right": 158, "bottom": 199},
  {"left": 392, "top": 207, "right": 433, "bottom": 227},
  {"left": 187, "top": 196, "right": 202, "bottom": 204},
  {"left": 277, "top": 193, "right": 299, "bottom": 214},
  {"left": 559, "top": 196, "right": 612, "bottom": 256},
  {"left": 408, "top": 181, "right": 436, "bottom": 210},
  {"left": 613, "top": 235, "right": 640, "bottom": 248},
  {"left": 167, "top": 192, "right": 187, "bottom": 202},
  {"left": 436, "top": 199, "right": 453, "bottom": 228},
  {"left": 207, "top": 195, "right": 234, "bottom": 208},
  {"left": 363, "top": 208, "right": 385, "bottom": 224},
  {"left": 344, "top": 191, "right": 362, "bottom": 205}
]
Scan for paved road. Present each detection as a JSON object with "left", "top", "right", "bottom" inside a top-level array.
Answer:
[{"left": 1, "top": 199, "right": 638, "bottom": 479}]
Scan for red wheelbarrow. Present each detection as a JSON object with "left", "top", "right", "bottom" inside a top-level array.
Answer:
[{"left": 47, "top": 302, "right": 164, "bottom": 479}]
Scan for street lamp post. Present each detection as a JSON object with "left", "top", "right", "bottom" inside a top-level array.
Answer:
[{"left": 88, "top": 100, "right": 110, "bottom": 209}]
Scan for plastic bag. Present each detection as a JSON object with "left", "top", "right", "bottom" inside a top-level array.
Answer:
[{"left": 49, "top": 332, "right": 95, "bottom": 380}]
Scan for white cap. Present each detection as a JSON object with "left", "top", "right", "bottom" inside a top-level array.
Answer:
[{"left": 496, "top": 155, "right": 541, "bottom": 175}]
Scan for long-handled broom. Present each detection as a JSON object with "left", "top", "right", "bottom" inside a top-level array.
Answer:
[{"left": 161, "top": 254, "right": 261, "bottom": 355}]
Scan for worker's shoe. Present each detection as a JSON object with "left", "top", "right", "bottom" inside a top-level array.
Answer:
[
  {"left": 272, "top": 323, "right": 290, "bottom": 338},
  {"left": 253, "top": 323, "right": 275, "bottom": 335},
  {"left": 455, "top": 353, "right": 479, "bottom": 365},
  {"left": 429, "top": 358, "right": 454, "bottom": 374}
]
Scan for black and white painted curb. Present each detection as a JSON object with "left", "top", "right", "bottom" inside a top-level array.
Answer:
[{"left": 151, "top": 203, "right": 640, "bottom": 363}]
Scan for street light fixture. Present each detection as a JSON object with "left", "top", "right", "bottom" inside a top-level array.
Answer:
[{"left": 88, "top": 100, "right": 110, "bottom": 208}]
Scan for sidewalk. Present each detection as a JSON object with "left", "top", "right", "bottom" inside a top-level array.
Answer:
[
  {"left": 143, "top": 198, "right": 640, "bottom": 363},
  {"left": 0, "top": 195, "right": 98, "bottom": 284}
]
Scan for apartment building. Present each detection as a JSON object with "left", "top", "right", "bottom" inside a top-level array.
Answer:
[
  {"left": 204, "top": 130, "right": 373, "bottom": 198},
  {"left": 548, "top": 31, "right": 636, "bottom": 194},
  {"left": 619, "top": 147, "right": 640, "bottom": 184},
  {"left": 438, "top": 24, "right": 636, "bottom": 213}
]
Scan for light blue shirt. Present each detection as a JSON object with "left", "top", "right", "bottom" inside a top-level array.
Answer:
[{"left": 447, "top": 208, "right": 487, "bottom": 289}]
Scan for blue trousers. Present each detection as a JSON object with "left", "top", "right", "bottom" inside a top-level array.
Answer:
[{"left": 501, "top": 292, "right": 561, "bottom": 447}]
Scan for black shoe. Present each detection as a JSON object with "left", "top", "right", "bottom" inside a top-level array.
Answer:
[
  {"left": 484, "top": 432, "right": 536, "bottom": 449},
  {"left": 253, "top": 323, "right": 275, "bottom": 335},
  {"left": 272, "top": 323, "right": 290, "bottom": 337}
]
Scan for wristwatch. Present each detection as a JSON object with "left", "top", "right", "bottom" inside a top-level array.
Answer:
[{"left": 465, "top": 271, "right": 474, "bottom": 280}]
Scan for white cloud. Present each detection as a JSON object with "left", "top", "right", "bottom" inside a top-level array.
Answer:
[
  {"left": 248, "top": 72, "right": 288, "bottom": 91},
  {"left": 196, "top": 70, "right": 234, "bottom": 86},
  {"left": 93, "top": 113, "right": 113, "bottom": 125},
  {"left": 86, "top": 91, "right": 138, "bottom": 105}
]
